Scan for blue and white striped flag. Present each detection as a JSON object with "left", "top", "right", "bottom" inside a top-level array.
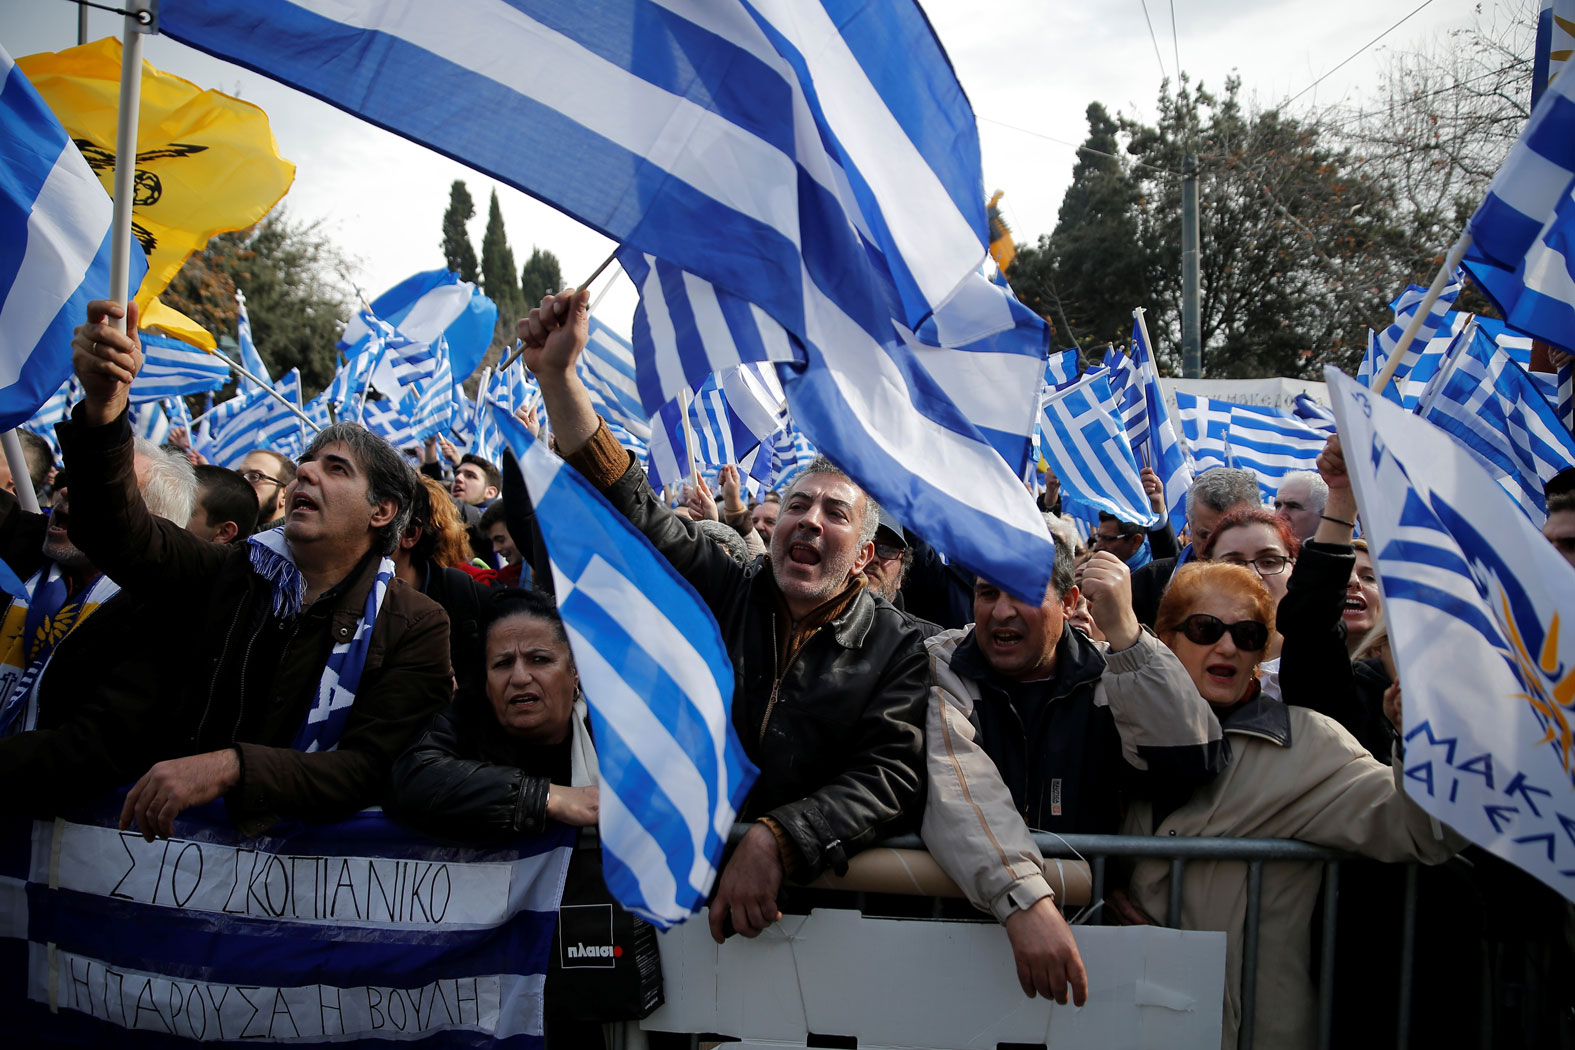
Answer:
[
  {"left": 1325, "top": 366, "right": 1575, "bottom": 903},
  {"left": 1292, "top": 393, "right": 1337, "bottom": 434},
  {"left": 1360, "top": 275, "right": 1466, "bottom": 406},
  {"left": 132, "top": 331, "right": 231, "bottom": 405},
  {"left": 399, "top": 340, "right": 455, "bottom": 444},
  {"left": 490, "top": 402, "right": 757, "bottom": 927},
  {"left": 1416, "top": 321, "right": 1575, "bottom": 522},
  {"left": 155, "top": 0, "right": 1057, "bottom": 605},
  {"left": 363, "top": 397, "right": 418, "bottom": 452},
  {"left": 339, "top": 269, "right": 496, "bottom": 381},
  {"left": 582, "top": 317, "right": 651, "bottom": 442},
  {"left": 1046, "top": 347, "right": 1081, "bottom": 390},
  {"left": 1175, "top": 390, "right": 1234, "bottom": 472},
  {"left": 1176, "top": 392, "right": 1323, "bottom": 498},
  {"left": 0, "top": 46, "right": 146, "bottom": 429},
  {"left": 1559, "top": 362, "right": 1574, "bottom": 432},
  {"left": 1038, "top": 370, "right": 1159, "bottom": 527},
  {"left": 770, "top": 422, "right": 817, "bottom": 490},
  {"left": 128, "top": 400, "right": 170, "bottom": 445},
  {"left": 2, "top": 803, "right": 573, "bottom": 1046},
  {"left": 1462, "top": 61, "right": 1575, "bottom": 355},
  {"left": 234, "top": 288, "right": 272, "bottom": 389},
  {"left": 20, "top": 375, "right": 77, "bottom": 461},
  {"left": 202, "top": 369, "right": 307, "bottom": 468},
  {"left": 1105, "top": 314, "right": 1193, "bottom": 524}
]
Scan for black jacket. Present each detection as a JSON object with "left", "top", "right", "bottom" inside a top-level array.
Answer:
[
  {"left": 581, "top": 439, "right": 928, "bottom": 881},
  {"left": 1131, "top": 553, "right": 1182, "bottom": 627},
  {"left": 387, "top": 691, "right": 568, "bottom": 844}
]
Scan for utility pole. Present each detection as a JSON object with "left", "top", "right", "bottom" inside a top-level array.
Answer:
[
  {"left": 1181, "top": 153, "right": 1202, "bottom": 378},
  {"left": 78, "top": 2, "right": 89, "bottom": 45}
]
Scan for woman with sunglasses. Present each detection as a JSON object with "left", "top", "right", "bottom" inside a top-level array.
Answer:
[
  {"left": 1200, "top": 508, "right": 1300, "bottom": 698},
  {"left": 1118, "top": 561, "right": 1463, "bottom": 1050}
]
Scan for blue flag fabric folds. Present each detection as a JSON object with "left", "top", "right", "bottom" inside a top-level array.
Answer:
[
  {"left": 0, "top": 46, "right": 146, "bottom": 429},
  {"left": 489, "top": 404, "right": 756, "bottom": 928},
  {"left": 132, "top": 331, "right": 231, "bottom": 405},
  {"left": 1038, "top": 370, "right": 1159, "bottom": 528},
  {"left": 1326, "top": 366, "right": 1575, "bottom": 903},
  {"left": 1104, "top": 316, "right": 1193, "bottom": 525},
  {"left": 339, "top": 269, "right": 495, "bottom": 381}
]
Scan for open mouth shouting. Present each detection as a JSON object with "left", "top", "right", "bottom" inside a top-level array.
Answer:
[
  {"left": 289, "top": 491, "right": 320, "bottom": 517},
  {"left": 1204, "top": 662, "right": 1239, "bottom": 688},
  {"left": 786, "top": 541, "right": 821, "bottom": 567}
]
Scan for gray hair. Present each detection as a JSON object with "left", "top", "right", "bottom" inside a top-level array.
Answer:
[
  {"left": 1049, "top": 530, "right": 1075, "bottom": 599},
  {"left": 133, "top": 437, "right": 197, "bottom": 524},
  {"left": 1187, "top": 467, "right": 1262, "bottom": 521},
  {"left": 1277, "top": 470, "right": 1329, "bottom": 513},
  {"left": 695, "top": 518, "right": 749, "bottom": 565},
  {"left": 301, "top": 423, "right": 420, "bottom": 556},
  {"left": 1044, "top": 512, "right": 1082, "bottom": 554},
  {"left": 784, "top": 455, "right": 880, "bottom": 547}
]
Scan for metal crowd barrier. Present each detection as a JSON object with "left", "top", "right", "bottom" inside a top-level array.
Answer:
[{"left": 682, "top": 827, "right": 1419, "bottom": 1050}]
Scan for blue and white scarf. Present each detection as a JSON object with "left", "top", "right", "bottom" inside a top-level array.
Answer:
[
  {"left": 1123, "top": 539, "right": 1153, "bottom": 572},
  {"left": 247, "top": 528, "right": 397, "bottom": 753}
]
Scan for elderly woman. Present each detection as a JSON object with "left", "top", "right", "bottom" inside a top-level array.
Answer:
[
  {"left": 1201, "top": 507, "right": 1300, "bottom": 697},
  {"left": 1120, "top": 562, "right": 1463, "bottom": 1050},
  {"left": 389, "top": 588, "right": 619, "bottom": 1047}
]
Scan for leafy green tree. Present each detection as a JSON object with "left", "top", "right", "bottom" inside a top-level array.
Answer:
[
  {"left": 441, "top": 180, "right": 479, "bottom": 282},
  {"left": 519, "top": 246, "right": 563, "bottom": 304},
  {"left": 1009, "top": 104, "right": 1145, "bottom": 353},
  {"left": 161, "top": 212, "right": 351, "bottom": 397}
]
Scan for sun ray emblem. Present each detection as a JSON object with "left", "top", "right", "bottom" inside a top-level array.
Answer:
[{"left": 1498, "top": 591, "right": 1575, "bottom": 783}]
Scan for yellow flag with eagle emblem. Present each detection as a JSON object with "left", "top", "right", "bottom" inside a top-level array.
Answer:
[{"left": 16, "top": 37, "right": 294, "bottom": 323}]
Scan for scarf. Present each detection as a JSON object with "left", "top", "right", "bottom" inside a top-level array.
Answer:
[
  {"left": 0, "top": 563, "right": 120, "bottom": 736},
  {"left": 1124, "top": 539, "right": 1153, "bottom": 572},
  {"left": 247, "top": 528, "right": 396, "bottom": 753}
]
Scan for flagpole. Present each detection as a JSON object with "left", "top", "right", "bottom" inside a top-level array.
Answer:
[
  {"left": 1, "top": 432, "right": 41, "bottom": 514},
  {"left": 469, "top": 366, "right": 493, "bottom": 453},
  {"left": 499, "top": 248, "right": 621, "bottom": 374},
  {"left": 1371, "top": 232, "right": 1474, "bottom": 397},
  {"left": 106, "top": 2, "right": 151, "bottom": 336},
  {"left": 679, "top": 388, "right": 700, "bottom": 487},
  {"left": 205, "top": 344, "right": 320, "bottom": 432},
  {"left": 1131, "top": 307, "right": 1157, "bottom": 469}
]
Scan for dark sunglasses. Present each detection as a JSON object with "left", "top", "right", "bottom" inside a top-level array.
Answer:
[{"left": 1170, "top": 613, "right": 1270, "bottom": 652}]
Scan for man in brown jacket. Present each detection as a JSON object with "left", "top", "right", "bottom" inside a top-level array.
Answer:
[{"left": 60, "top": 299, "right": 453, "bottom": 838}]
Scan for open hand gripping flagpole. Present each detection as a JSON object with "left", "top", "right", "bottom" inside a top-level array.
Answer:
[{"left": 488, "top": 403, "right": 756, "bottom": 928}]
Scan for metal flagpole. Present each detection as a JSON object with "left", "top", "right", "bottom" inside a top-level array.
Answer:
[
  {"left": 1371, "top": 232, "right": 1474, "bottom": 397},
  {"left": 1131, "top": 307, "right": 1157, "bottom": 470},
  {"left": 205, "top": 344, "right": 320, "bottom": 432},
  {"left": 1, "top": 432, "right": 40, "bottom": 513},
  {"left": 106, "top": 2, "right": 152, "bottom": 335},
  {"left": 499, "top": 248, "right": 621, "bottom": 374}
]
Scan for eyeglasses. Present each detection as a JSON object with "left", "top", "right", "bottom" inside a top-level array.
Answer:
[
  {"left": 239, "top": 469, "right": 285, "bottom": 488},
  {"left": 873, "top": 542, "right": 905, "bottom": 561},
  {"left": 1169, "top": 614, "right": 1270, "bottom": 651},
  {"left": 1214, "top": 554, "right": 1292, "bottom": 576}
]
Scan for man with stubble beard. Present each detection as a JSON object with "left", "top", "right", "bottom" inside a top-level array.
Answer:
[{"left": 516, "top": 287, "right": 929, "bottom": 946}]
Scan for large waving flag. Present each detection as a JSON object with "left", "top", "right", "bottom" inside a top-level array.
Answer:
[
  {"left": 1461, "top": 62, "right": 1575, "bottom": 354},
  {"left": 1105, "top": 314, "right": 1193, "bottom": 524},
  {"left": 0, "top": 45, "right": 147, "bottom": 430},
  {"left": 155, "top": 0, "right": 1057, "bottom": 605},
  {"left": 1416, "top": 321, "right": 1575, "bottom": 522},
  {"left": 1176, "top": 392, "right": 1324, "bottom": 498},
  {"left": 1038, "top": 370, "right": 1159, "bottom": 527},
  {"left": 490, "top": 403, "right": 757, "bottom": 927},
  {"left": 130, "top": 330, "right": 230, "bottom": 404},
  {"left": 1326, "top": 366, "right": 1575, "bottom": 903},
  {"left": 339, "top": 268, "right": 496, "bottom": 381},
  {"left": 582, "top": 317, "right": 651, "bottom": 441},
  {"left": 16, "top": 36, "right": 293, "bottom": 309}
]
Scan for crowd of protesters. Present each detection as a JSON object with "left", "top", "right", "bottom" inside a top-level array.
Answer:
[{"left": 0, "top": 291, "right": 1571, "bottom": 1049}]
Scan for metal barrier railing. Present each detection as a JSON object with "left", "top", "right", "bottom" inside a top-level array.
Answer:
[{"left": 760, "top": 829, "right": 1418, "bottom": 1050}]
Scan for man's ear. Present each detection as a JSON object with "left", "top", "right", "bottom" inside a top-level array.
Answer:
[
  {"left": 369, "top": 498, "right": 399, "bottom": 531},
  {"left": 484, "top": 485, "right": 500, "bottom": 502},
  {"left": 1061, "top": 584, "right": 1081, "bottom": 615},
  {"left": 851, "top": 538, "right": 875, "bottom": 576},
  {"left": 216, "top": 520, "right": 240, "bottom": 545}
]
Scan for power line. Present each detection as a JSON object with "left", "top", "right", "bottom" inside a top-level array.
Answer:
[
  {"left": 976, "top": 114, "right": 1184, "bottom": 177},
  {"left": 1169, "top": 0, "right": 1183, "bottom": 87},
  {"left": 1285, "top": 0, "right": 1438, "bottom": 109},
  {"left": 1139, "top": 0, "right": 1171, "bottom": 85}
]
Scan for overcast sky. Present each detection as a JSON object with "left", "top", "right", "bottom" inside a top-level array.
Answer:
[{"left": 1, "top": 0, "right": 1521, "bottom": 337}]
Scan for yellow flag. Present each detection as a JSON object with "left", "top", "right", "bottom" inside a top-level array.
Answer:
[
  {"left": 140, "top": 296, "right": 216, "bottom": 351},
  {"left": 17, "top": 37, "right": 294, "bottom": 310},
  {"left": 987, "top": 190, "right": 1016, "bottom": 275}
]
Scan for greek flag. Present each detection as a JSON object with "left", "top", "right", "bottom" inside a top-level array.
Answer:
[
  {"left": 0, "top": 46, "right": 146, "bottom": 429},
  {"left": 770, "top": 422, "right": 817, "bottom": 490},
  {"left": 1560, "top": 363, "right": 1574, "bottom": 432},
  {"left": 1462, "top": 63, "right": 1575, "bottom": 355},
  {"left": 338, "top": 268, "right": 496, "bottom": 380},
  {"left": 132, "top": 331, "right": 231, "bottom": 405},
  {"left": 128, "top": 400, "right": 170, "bottom": 445},
  {"left": 491, "top": 403, "right": 757, "bottom": 927},
  {"left": 363, "top": 397, "right": 417, "bottom": 452},
  {"left": 201, "top": 369, "right": 306, "bottom": 468},
  {"left": 2, "top": 802, "right": 573, "bottom": 1046},
  {"left": 1104, "top": 316, "right": 1193, "bottom": 524},
  {"left": 1038, "top": 370, "right": 1158, "bottom": 527},
  {"left": 645, "top": 365, "right": 784, "bottom": 493},
  {"left": 155, "top": 0, "right": 1057, "bottom": 605},
  {"left": 1292, "top": 393, "right": 1337, "bottom": 434},
  {"left": 582, "top": 318, "right": 650, "bottom": 441},
  {"left": 1325, "top": 366, "right": 1575, "bottom": 903},
  {"left": 399, "top": 342, "right": 454, "bottom": 444},
  {"left": 1415, "top": 321, "right": 1575, "bottom": 522},
  {"left": 235, "top": 289, "right": 273, "bottom": 388},
  {"left": 20, "top": 375, "right": 77, "bottom": 460},
  {"left": 1176, "top": 392, "right": 1323, "bottom": 497},
  {"left": 1359, "top": 275, "right": 1466, "bottom": 406}
]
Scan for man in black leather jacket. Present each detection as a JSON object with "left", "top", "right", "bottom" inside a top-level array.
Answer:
[{"left": 517, "top": 288, "right": 928, "bottom": 946}]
